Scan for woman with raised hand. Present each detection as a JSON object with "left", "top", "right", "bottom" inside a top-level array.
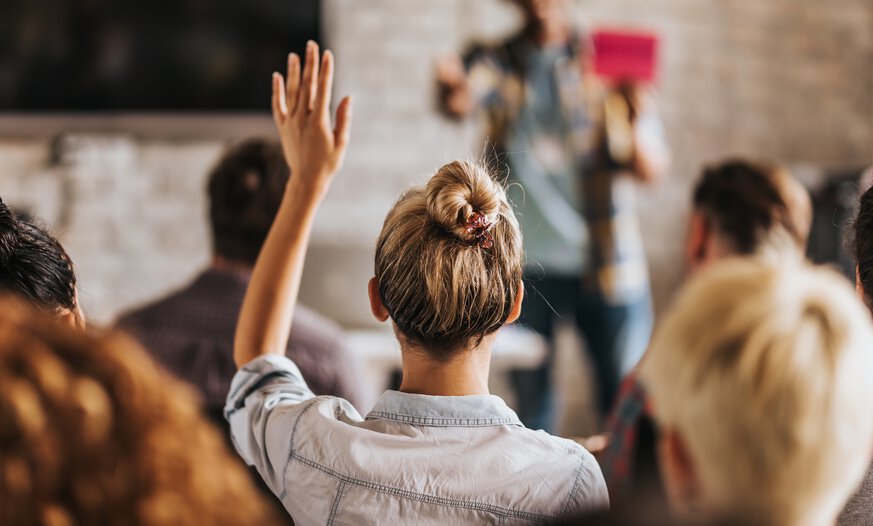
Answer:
[{"left": 226, "top": 42, "right": 608, "bottom": 526}]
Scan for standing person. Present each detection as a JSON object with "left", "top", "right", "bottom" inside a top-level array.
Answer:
[
  {"left": 436, "top": 0, "right": 669, "bottom": 430},
  {"left": 116, "top": 138, "right": 365, "bottom": 428},
  {"left": 227, "top": 43, "right": 608, "bottom": 525}
]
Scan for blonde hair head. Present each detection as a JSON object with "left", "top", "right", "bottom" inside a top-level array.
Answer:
[
  {"left": 0, "top": 297, "right": 281, "bottom": 526},
  {"left": 641, "top": 257, "right": 873, "bottom": 524},
  {"left": 374, "top": 160, "right": 523, "bottom": 356}
]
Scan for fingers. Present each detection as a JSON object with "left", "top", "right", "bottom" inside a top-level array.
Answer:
[
  {"left": 272, "top": 72, "right": 287, "bottom": 126},
  {"left": 298, "top": 41, "right": 320, "bottom": 115},
  {"left": 286, "top": 53, "right": 301, "bottom": 116},
  {"left": 333, "top": 96, "right": 353, "bottom": 153},
  {"left": 314, "top": 50, "right": 334, "bottom": 121}
]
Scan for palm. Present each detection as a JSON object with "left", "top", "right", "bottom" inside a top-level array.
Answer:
[{"left": 272, "top": 42, "right": 352, "bottom": 197}]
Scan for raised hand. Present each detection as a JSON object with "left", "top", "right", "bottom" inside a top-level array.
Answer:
[
  {"left": 234, "top": 43, "right": 352, "bottom": 368},
  {"left": 435, "top": 54, "right": 472, "bottom": 118},
  {"left": 272, "top": 41, "right": 352, "bottom": 199}
]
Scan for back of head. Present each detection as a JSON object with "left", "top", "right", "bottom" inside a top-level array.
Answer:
[
  {"left": 853, "top": 182, "right": 873, "bottom": 311},
  {"left": 641, "top": 257, "right": 873, "bottom": 524},
  {"left": 374, "top": 160, "right": 523, "bottom": 356},
  {"left": 0, "top": 199, "right": 78, "bottom": 316},
  {"left": 208, "top": 139, "right": 290, "bottom": 266},
  {"left": 0, "top": 296, "right": 281, "bottom": 526},
  {"left": 693, "top": 160, "right": 812, "bottom": 256}
]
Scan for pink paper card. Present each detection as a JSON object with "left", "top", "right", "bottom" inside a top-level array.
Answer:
[{"left": 591, "top": 30, "right": 660, "bottom": 84}]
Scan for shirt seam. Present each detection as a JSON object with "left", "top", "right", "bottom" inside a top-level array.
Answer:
[
  {"left": 287, "top": 450, "right": 553, "bottom": 523},
  {"left": 326, "top": 480, "right": 347, "bottom": 526},
  {"left": 279, "top": 398, "right": 321, "bottom": 500},
  {"left": 560, "top": 448, "right": 588, "bottom": 517},
  {"left": 366, "top": 410, "right": 523, "bottom": 428}
]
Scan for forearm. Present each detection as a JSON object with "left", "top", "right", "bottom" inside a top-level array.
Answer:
[
  {"left": 234, "top": 179, "right": 321, "bottom": 368},
  {"left": 234, "top": 42, "right": 351, "bottom": 368},
  {"left": 631, "top": 143, "right": 669, "bottom": 183},
  {"left": 630, "top": 113, "right": 670, "bottom": 184}
]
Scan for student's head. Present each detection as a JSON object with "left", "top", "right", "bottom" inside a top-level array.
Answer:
[
  {"left": 208, "top": 139, "right": 290, "bottom": 267},
  {"left": 641, "top": 258, "right": 873, "bottom": 526},
  {"left": 686, "top": 160, "right": 811, "bottom": 272},
  {"left": 853, "top": 179, "right": 873, "bottom": 311},
  {"left": 371, "top": 160, "right": 524, "bottom": 359},
  {"left": 0, "top": 199, "right": 82, "bottom": 327},
  {"left": 0, "top": 297, "right": 281, "bottom": 526}
]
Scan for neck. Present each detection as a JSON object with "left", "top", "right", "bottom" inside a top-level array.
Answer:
[
  {"left": 212, "top": 256, "right": 254, "bottom": 278},
  {"left": 525, "top": 17, "right": 570, "bottom": 47},
  {"left": 398, "top": 334, "right": 494, "bottom": 396}
]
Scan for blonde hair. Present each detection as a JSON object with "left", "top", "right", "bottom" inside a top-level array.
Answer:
[
  {"left": 640, "top": 257, "right": 873, "bottom": 525},
  {"left": 374, "top": 160, "right": 523, "bottom": 356},
  {"left": 0, "top": 297, "right": 282, "bottom": 526}
]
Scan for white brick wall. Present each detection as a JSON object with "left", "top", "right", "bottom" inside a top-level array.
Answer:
[{"left": 0, "top": 0, "right": 871, "bottom": 325}]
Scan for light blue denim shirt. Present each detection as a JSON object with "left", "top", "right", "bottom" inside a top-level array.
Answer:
[{"left": 226, "top": 355, "right": 609, "bottom": 525}]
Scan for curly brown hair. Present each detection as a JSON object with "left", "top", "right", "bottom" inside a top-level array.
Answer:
[{"left": 0, "top": 296, "right": 283, "bottom": 526}]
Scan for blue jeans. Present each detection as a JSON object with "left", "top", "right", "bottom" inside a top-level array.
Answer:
[{"left": 510, "top": 274, "right": 653, "bottom": 432}]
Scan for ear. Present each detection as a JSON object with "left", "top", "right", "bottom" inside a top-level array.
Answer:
[
  {"left": 657, "top": 428, "right": 702, "bottom": 518},
  {"left": 686, "top": 211, "right": 710, "bottom": 272},
  {"left": 368, "top": 277, "right": 390, "bottom": 323},
  {"left": 58, "top": 306, "right": 85, "bottom": 330},
  {"left": 856, "top": 265, "right": 866, "bottom": 302},
  {"left": 505, "top": 283, "right": 524, "bottom": 324}
]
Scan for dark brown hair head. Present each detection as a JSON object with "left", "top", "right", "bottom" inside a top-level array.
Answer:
[
  {"left": 693, "top": 159, "right": 812, "bottom": 254},
  {"left": 0, "top": 199, "right": 77, "bottom": 316},
  {"left": 208, "top": 139, "right": 290, "bottom": 266},
  {"left": 854, "top": 183, "right": 873, "bottom": 310}
]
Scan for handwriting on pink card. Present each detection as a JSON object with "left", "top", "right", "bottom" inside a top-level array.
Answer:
[{"left": 591, "top": 30, "right": 659, "bottom": 84}]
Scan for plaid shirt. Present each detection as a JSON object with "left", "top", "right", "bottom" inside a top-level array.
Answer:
[
  {"left": 464, "top": 31, "right": 651, "bottom": 304},
  {"left": 600, "top": 371, "right": 652, "bottom": 497}
]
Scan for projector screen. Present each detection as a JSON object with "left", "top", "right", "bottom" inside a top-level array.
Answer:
[{"left": 0, "top": 0, "right": 320, "bottom": 111}]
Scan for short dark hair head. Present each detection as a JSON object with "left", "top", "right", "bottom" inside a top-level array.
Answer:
[
  {"left": 207, "top": 139, "right": 290, "bottom": 265},
  {"left": 854, "top": 182, "right": 873, "bottom": 310},
  {"left": 693, "top": 159, "right": 811, "bottom": 255},
  {"left": 0, "top": 198, "right": 77, "bottom": 314}
]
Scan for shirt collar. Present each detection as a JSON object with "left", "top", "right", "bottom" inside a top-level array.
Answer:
[{"left": 366, "top": 390, "right": 523, "bottom": 428}]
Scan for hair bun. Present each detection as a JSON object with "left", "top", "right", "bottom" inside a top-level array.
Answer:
[
  {"left": 425, "top": 161, "right": 503, "bottom": 243},
  {"left": 0, "top": 199, "right": 21, "bottom": 263}
]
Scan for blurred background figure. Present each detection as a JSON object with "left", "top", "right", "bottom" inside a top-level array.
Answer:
[
  {"left": 0, "top": 198, "right": 83, "bottom": 328},
  {"left": 600, "top": 159, "right": 812, "bottom": 507},
  {"left": 436, "top": 0, "right": 670, "bottom": 430},
  {"left": 640, "top": 258, "right": 873, "bottom": 526},
  {"left": 115, "top": 138, "right": 365, "bottom": 428},
  {"left": 840, "top": 175, "right": 873, "bottom": 526},
  {"left": 0, "top": 297, "right": 282, "bottom": 526}
]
